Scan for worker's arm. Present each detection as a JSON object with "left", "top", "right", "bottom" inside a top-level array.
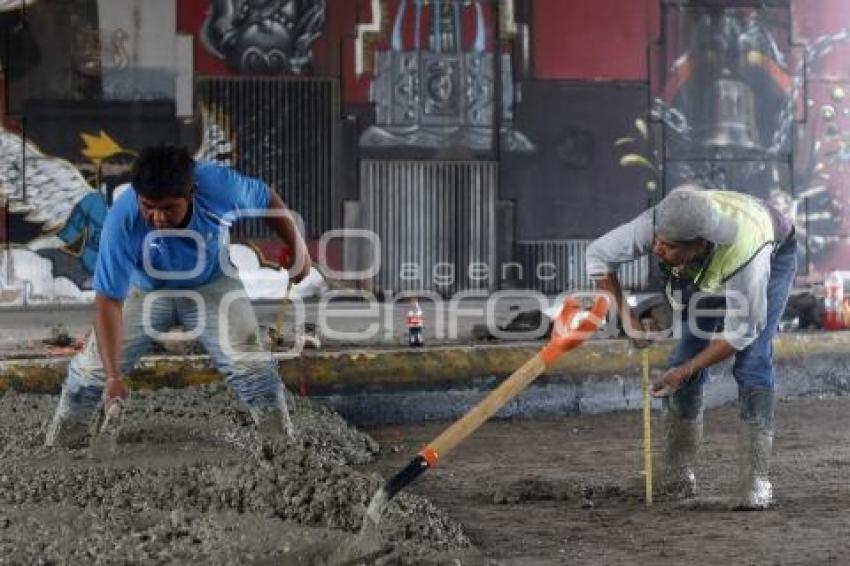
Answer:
[
  {"left": 95, "top": 293, "right": 129, "bottom": 403},
  {"left": 586, "top": 209, "right": 656, "bottom": 344},
  {"left": 651, "top": 339, "right": 736, "bottom": 397},
  {"left": 265, "top": 189, "right": 311, "bottom": 284},
  {"left": 652, "top": 249, "right": 772, "bottom": 397},
  {"left": 594, "top": 273, "right": 647, "bottom": 343}
]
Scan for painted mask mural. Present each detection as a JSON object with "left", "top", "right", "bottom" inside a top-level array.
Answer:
[
  {"left": 358, "top": 0, "right": 532, "bottom": 152},
  {"left": 200, "top": 0, "right": 326, "bottom": 74}
]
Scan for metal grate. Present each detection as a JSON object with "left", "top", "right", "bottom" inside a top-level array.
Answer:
[
  {"left": 197, "top": 77, "right": 337, "bottom": 239},
  {"left": 515, "top": 240, "right": 651, "bottom": 294},
  {"left": 354, "top": 160, "right": 499, "bottom": 296}
]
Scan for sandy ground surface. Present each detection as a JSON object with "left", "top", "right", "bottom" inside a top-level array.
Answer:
[
  {"left": 3, "top": 386, "right": 850, "bottom": 564},
  {"left": 364, "top": 394, "right": 850, "bottom": 565}
]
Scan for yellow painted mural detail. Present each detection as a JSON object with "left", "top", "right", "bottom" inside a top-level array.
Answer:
[{"left": 80, "top": 130, "right": 133, "bottom": 164}]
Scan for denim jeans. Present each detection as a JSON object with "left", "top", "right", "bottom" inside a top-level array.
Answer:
[
  {"left": 55, "top": 275, "right": 283, "bottom": 418},
  {"left": 666, "top": 244, "right": 798, "bottom": 415}
]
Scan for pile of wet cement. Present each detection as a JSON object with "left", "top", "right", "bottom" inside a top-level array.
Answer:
[
  {"left": 488, "top": 477, "right": 637, "bottom": 508},
  {"left": 0, "top": 385, "right": 475, "bottom": 564}
]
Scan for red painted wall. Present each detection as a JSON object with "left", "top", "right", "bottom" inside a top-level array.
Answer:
[
  {"left": 176, "top": 1, "right": 656, "bottom": 96},
  {"left": 533, "top": 0, "right": 658, "bottom": 81},
  {"left": 177, "top": 0, "right": 228, "bottom": 76},
  {"left": 339, "top": 0, "right": 372, "bottom": 105},
  {"left": 793, "top": 0, "right": 850, "bottom": 81}
]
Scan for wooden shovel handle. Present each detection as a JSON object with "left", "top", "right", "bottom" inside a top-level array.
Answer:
[{"left": 419, "top": 294, "right": 611, "bottom": 467}]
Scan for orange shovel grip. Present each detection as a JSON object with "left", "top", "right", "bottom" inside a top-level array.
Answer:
[{"left": 540, "top": 294, "right": 610, "bottom": 366}]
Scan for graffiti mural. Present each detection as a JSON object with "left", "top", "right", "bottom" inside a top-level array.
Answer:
[
  {"left": 651, "top": 5, "right": 817, "bottom": 271},
  {"left": 0, "top": 126, "right": 102, "bottom": 301},
  {"left": 0, "top": 129, "right": 95, "bottom": 240},
  {"left": 790, "top": 0, "right": 850, "bottom": 275},
  {"left": 358, "top": 0, "right": 532, "bottom": 152},
  {"left": 200, "top": 0, "right": 326, "bottom": 74},
  {"left": 650, "top": 3, "right": 850, "bottom": 276},
  {"left": 0, "top": 102, "right": 250, "bottom": 304},
  {"left": 0, "top": 110, "right": 311, "bottom": 304},
  {"left": 25, "top": 131, "right": 137, "bottom": 288},
  {"left": 789, "top": 80, "right": 850, "bottom": 275},
  {"left": 653, "top": 6, "right": 793, "bottom": 176}
]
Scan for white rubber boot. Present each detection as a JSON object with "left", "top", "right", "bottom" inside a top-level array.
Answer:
[
  {"left": 250, "top": 385, "right": 296, "bottom": 441},
  {"left": 44, "top": 395, "right": 96, "bottom": 449},
  {"left": 660, "top": 386, "right": 703, "bottom": 500},
  {"left": 735, "top": 388, "right": 775, "bottom": 510}
]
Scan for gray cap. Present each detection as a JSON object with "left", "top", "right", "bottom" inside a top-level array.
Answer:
[{"left": 654, "top": 185, "right": 738, "bottom": 244}]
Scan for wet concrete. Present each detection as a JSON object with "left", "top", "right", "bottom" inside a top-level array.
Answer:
[
  {"left": 2, "top": 344, "right": 850, "bottom": 563},
  {"left": 365, "top": 394, "right": 850, "bottom": 565},
  {"left": 0, "top": 385, "right": 480, "bottom": 564}
]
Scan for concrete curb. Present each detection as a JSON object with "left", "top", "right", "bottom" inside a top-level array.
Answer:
[{"left": 1, "top": 332, "right": 849, "bottom": 425}]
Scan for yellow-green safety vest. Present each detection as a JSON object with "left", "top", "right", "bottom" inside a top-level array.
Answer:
[{"left": 677, "top": 191, "right": 777, "bottom": 292}]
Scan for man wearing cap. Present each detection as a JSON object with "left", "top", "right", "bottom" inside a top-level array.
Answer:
[{"left": 586, "top": 184, "right": 797, "bottom": 509}]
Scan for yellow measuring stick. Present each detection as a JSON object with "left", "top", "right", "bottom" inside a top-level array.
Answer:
[{"left": 642, "top": 348, "right": 653, "bottom": 506}]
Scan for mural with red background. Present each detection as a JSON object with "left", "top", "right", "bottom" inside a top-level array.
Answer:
[
  {"left": 3, "top": 0, "right": 848, "bottom": 282},
  {"left": 793, "top": 0, "right": 850, "bottom": 275}
]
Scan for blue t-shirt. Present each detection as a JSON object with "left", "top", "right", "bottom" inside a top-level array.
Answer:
[{"left": 93, "top": 162, "right": 271, "bottom": 299}]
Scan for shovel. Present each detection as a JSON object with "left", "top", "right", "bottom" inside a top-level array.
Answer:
[{"left": 363, "top": 294, "right": 611, "bottom": 525}]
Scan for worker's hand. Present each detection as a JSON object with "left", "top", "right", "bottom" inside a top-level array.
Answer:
[
  {"left": 626, "top": 314, "right": 658, "bottom": 350},
  {"left": 104, "top": 376, "right": 129, "bottom": 408},
  {"left": 290, "top": 254, "right": 312, "bottom": 285},
  {"left": 651, "top": 366, "right": 688, "bottom": 397}
]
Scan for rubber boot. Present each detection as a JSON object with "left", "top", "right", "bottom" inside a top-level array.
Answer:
[
  {"left": 249, "top": 384, "right": 296, "bottom": 441},
  {"left": 660, "top": 384, "right": 703, "bottom": 499},
  {"left": 44, "top": 391, "right": 99, "bottom": 448},
  {"left": 735, "top": 388, "right": 774, "bottom": 510}
]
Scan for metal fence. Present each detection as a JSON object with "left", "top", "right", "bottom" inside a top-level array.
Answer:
[{"left": 197, "top": 76, "right": 337, "bottom": 239}]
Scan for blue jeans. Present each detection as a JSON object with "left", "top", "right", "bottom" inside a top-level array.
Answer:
[
  {"left": 667, "top": 244, "right": 798, "bottom": 417},
  {"left": 55, "top": 275, "right": 283, "bottom": 418}
]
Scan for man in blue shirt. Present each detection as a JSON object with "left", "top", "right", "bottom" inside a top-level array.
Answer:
[{"left": 45, "top": 145, "right": 312, "bottom": 448}]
